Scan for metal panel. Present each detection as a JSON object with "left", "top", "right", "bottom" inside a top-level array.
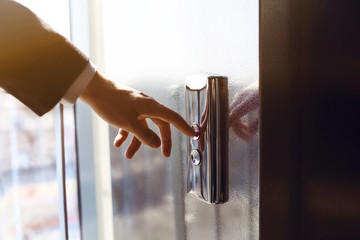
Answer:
[
  {"left": 103, "top": 0, "right": 259, "bottom": 239},
  {"left": 185, "top": 74, "right": 229, "bottom": 204}
]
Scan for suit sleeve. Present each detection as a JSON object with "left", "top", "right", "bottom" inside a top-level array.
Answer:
[{"left": 0, "top": 0, "right": 89, "bottom": 116}]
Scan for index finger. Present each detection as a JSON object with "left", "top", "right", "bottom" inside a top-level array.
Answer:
[{"left": 141, "top": 103, "right": 196, "bottom": 137}]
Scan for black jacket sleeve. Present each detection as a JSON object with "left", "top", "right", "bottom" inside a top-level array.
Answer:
[{"left": 0, "top": 0, "right": 89, "bottom": 116}]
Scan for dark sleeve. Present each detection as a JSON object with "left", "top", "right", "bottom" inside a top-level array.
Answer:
[{"left": 0, "top": 0, "right": 89, "bottom": 116}]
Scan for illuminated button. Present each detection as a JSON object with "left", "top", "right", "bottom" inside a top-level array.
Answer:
[
  {"left": 191, "top": 123, "right": 200, "bottom": 141},
  {"left": 190, "top": 149, "right": 201, "bottom": 166}
]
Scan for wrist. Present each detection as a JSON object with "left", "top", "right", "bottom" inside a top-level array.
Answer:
[{"left": 80, "top": 71, "right": 107, "bottom": 104}]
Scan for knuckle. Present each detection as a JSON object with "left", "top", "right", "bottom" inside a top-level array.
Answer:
[{"left": 148, "top": 97, "right": 158, "bottom": 107}]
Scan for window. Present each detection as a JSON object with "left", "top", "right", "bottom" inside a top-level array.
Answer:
[{"left": 0, "top": 1, "right": 81, "bottom": 239}]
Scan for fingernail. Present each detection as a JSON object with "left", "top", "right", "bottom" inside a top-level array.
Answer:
[
  {"left": 191, "top": 123, "right": 200, "bottom": 139},
  {"left": 125, "top": 152, "right": 133, "bottom": 159}
]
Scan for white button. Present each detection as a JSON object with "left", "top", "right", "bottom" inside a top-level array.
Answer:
[{"left": 190, "top": 149, "right": 201, "bottom": 166}]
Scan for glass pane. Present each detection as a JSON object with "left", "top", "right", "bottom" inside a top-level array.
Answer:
[
  {"left": 0, "top": 98, "right": 81, "bottom": 240},
  {"left": 0, "top": 92, "right": 61, "bottom": 239},
  {"left": 0, "top": 1, "right": 81, "bottom": 239}
]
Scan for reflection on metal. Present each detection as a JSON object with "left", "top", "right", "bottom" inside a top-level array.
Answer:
[{"left": 185, "top": 74, "right": 229, "bottom": 204}]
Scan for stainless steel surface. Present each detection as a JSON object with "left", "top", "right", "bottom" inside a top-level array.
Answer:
[
  {"left": 103, "top": 0, "right": 259, "bottom": 238},
  {"left": 185, "top": 74, "right": 228, "bottom": 204}
]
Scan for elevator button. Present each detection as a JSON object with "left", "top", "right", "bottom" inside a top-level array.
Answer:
[
  {"left": 191, "top": 123, "right": 200, "bottom": 141},
  {"left": 190, "top": 149, "right": 201, "bottom": 166}
]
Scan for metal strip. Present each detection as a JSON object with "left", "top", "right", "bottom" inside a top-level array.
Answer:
[
  {"left": 55, "top": 104, "right": 69, "bottom": 240},
  {"left": 73, "top": 103, "right": 84, "bottom": 240}
]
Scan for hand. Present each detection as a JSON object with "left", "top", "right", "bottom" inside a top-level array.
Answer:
[
  {"left": 229, "top": 83, "right": 259, "bottom": 141},
  {"left": 80, "top": 72, "right": 196, "bottom": 159}
]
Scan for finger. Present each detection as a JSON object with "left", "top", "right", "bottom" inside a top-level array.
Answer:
[
  {"left": 113, "top": 129, "right": 129, "bottom": 148},
  {"left": 199, "top": 134, "right": 205, "bottom": 152},
  {"left": 130, "top": 119, "right": 161, "bottom": 148},
  {"left": 229, "top": 92, "right": 259, "bottom": 126},
  {"left": 201, "top": 91, "right": 210, "bottom": 124},
  {"left": 232, "top": 122, "right": 250, "bottom": 142},
  {"left": 200, "top": 107, "right": 208, "bottom": 127},
  {"left": 229, "top": 90, "right": 252, "bottom": 111},
  {"left": 140, "top": 103, "right": 196, "bottom": 137},
  {"left": 248, "top": 120, "right": 259, "bottom": 135},
  {"left": 152, "top": 118, "right": 172, "bottom": 158},
  {"left": 125, "top": 136, "right": 142, "bottom": 159}
]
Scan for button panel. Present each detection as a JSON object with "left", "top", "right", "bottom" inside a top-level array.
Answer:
[{"left": 185, "top": 74, "right": 229, "bottom": 204}]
